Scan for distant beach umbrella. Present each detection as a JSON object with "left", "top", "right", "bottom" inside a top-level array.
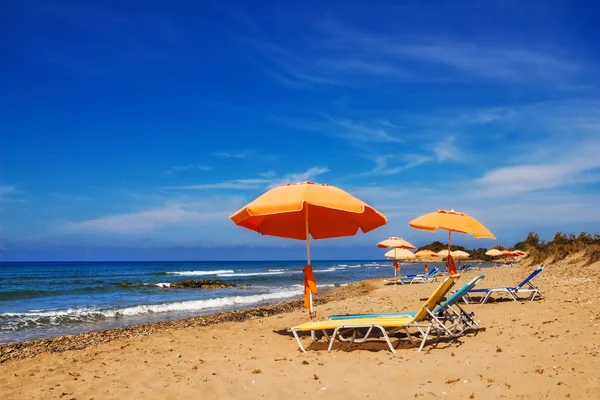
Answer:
[
  {"left": 414, "top": 249, "right": 440, "bottom": 258},
  {"left": 377, "top": 237, "right": 416, "bottom": 281},
  {"left": 485, "top": 249, "right": 504, "bottom": 257},
  {"left": 230, "top": 181, "right": 387, "bottom": 327},
  {"left": 452, "top": 250, "right": 470, "bottom": 259},
  {"left": 377, "top": 237, "right": 416, "bottom": 250},
  {"left": 384, "top": 248, "right": 416, "bottom": 259},
  {"left": 409, "top": 209, "right": 495, "bottom": 274}
]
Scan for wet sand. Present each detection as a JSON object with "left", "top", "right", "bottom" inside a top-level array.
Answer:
[{"left": 1, "top": 254, "right": 599, "bottom": 399}]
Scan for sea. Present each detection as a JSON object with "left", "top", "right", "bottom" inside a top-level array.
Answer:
[{"left": 0, "top": 260, "right": 491, "bottom": 344}]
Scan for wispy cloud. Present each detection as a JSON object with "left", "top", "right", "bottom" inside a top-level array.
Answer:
[
  {"left": 164, "top": 179, "right": 270, "bottom": 191},
  {"left": 242, "top": 17, "right": 585, "bottom": 88},
  {"left": 0, "top": 185, "right": 20, "bottom": 202},
  {"left": 163, "top": 166, "right": 330, "bottom": 191},
  {"left": 62, "top": 205, "right": 229, "bottom": 235},
  {"left": 52, "top": 193, "right": 92, "bottom": 201},
  {"left": 476, "top": 149, "right": 600, "bottom": 197},
  {"left": 326, "top": 116, "right": 403, "bottom": 143},
  {"left": 431, "top": 135, "right": 461, "bottom": 162},
  {"left": 161, "top": 164, "right": 213, "bottom": 177},
  {"left": 267, "top": 166, "right": 330, "bottom": 189},
  {"left": 213, "top": 150, "right": 255, "bottom": 159}
]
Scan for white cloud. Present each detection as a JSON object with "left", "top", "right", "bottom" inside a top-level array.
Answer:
[
  {"left": 161, "top": 164, "right": 213, "bottom": 176},
  {"left": 62, "top": 205, "right": 229, "bottom": 235},
  {"left": 52, "top": 193, "right": 92, "bottom": 201},
  {"left": 162, "top": 166, "right": 330, "bottom": 191},
  {"left": 243, "top": 18, "right": 585, "bottom": 88},
  {"left": 164, "top": 179, "right": 271, "bottom": 191},
  {"left": 213, "top": 150, "right": 254, "bottom": 159},
  {"left": 326, "top": 116, "right": 403, "bottom": 143},
  {"left": 431, "top": 135, "right": 461, "bottom": 162},
  {"left": 267, "top": 166, "right": 330, "bottom": 188},
  {"left": 0, "top": 185, "right": 20, "bottom": 202}
]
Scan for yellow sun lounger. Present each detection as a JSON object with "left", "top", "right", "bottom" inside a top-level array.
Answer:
[{"left": 290, "top": 275, "right": 460, "bottom": 353}]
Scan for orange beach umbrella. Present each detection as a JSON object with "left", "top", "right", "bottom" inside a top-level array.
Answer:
[
  {"left": 230, "top": 181, "right": 387, "bottom": 321},
  {"left": 409, "top": 209, "right": 495, "bottom": 274}
]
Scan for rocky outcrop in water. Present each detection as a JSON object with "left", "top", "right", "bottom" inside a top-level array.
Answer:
[{"left": 170, "top": 279, "right": 236, "bottom": 289}]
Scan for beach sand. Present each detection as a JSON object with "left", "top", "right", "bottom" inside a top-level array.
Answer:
[{"left": 1, "top": 254, "right": 599, "bottom": 399}]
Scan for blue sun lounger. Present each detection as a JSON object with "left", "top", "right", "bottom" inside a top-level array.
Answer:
[
  {"left": 398, "top": 267, "right": 440, "bottom": 284},
  {"left": 462, "top": 264, "right": 545, "bottom": 304}
]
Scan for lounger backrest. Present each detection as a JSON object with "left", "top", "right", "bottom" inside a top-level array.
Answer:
[
  {"left": 436, "top": 274, "right": 485, "bottom": 312},
  {"left": 412, "top": 274, "right": 459, "bottom": 322},
  {"left": 426, "top": 267, "right": 439, "bottom": 278},
  {"left": 516, "top": 264, "right": 545, "bottom": 289}
]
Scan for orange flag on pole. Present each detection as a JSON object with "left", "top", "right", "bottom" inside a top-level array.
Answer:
[
  {"left": 303, "top": 265, "right": 318, "bottom": 312},
  {"left": 446, "top": 254, "right": 457, "bottom": 275}
]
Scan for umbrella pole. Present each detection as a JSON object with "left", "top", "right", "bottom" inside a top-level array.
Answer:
[
  {"left": 448, "top": 231, "right": 451, "bottom": 273},
  {"left": 305, "top": 207, "right": 315, "bottom": 340},
  {"left": 394, "top": 248, "right": 397, "bottom": 284}
]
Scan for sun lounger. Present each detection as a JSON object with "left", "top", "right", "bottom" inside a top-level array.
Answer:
[
  {"left": 461, "top": 264, "right": 545, "bottom": 304},
  {"left": 329, "top": 274, "right": 485, "bottom": 334},
  {"left": 290, "top": 275, "right": 460, "bottom": 353},
  {"left": 394, "top": 267, "right": 439, "bottom": 284}
]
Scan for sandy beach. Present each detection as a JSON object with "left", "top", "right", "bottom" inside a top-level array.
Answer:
[{"left": 1, "top": 254, "right": 599, "bottom": 399}]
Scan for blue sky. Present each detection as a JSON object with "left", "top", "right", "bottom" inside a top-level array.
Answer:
[{"left": 1, "top": 0, "right": 600, "bottom": 261}]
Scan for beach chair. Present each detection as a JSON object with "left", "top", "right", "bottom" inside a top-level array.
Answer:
[
  {"left": 329, "top": 274, "right": 485, "bottom": 334},
  {"left": 462, "top": 264, "right": 545, "bottom": 304},
  {"left": 396, "top": 267, "right": 440, "bottom": 284},
  {"left": 457, "top": 263, "right": 471, "bottom": 272},
  {"left": 290, "top": 275, "right": 460, "bottom": 353}
]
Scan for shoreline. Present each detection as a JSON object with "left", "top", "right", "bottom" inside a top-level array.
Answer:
[
  {"left": 0, "top": 280, "right": 377, "bottom": 364},
  {"left": 2, "top": 255, "right": 599, "bottom": 399}
]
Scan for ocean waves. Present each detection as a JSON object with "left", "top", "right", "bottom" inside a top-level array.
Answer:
[
  {"left": 0, "top": 288, "right": 304, "bottom": 332},
  {"left": 165, "top": 270, "right": 235, "bottom": 276}
]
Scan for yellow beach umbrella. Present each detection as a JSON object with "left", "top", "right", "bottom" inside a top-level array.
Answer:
[
  {"left": 452, "top": 250, "right": 470, "bottom": 259},
  {"left": 230, "top": 181, "right": 387, "bottom": 323},
  {"left": 384, "top": 248, "right": 416, "bottom": 259},
  {"left": 414, "top": 249, "right": 439, "bottom": 258},
  {"left": 485, "top": 249, "right": 504, "bottom": 257},
  {"left": 409, "top": 209, "right": 495, "bottom": 274},
  {"left": 377, "top": 237, "right": 416, "bottom": 281}
]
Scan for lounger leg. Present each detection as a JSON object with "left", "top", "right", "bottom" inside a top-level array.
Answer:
[
  {"left": 378, "top": 326, "right": 397, "bottom": 354},
  {"left": 404, "top": 327, "right": 415, "bottom": 344},
  {"left": 328, "top": 328, "right": 340, "bottom": 352},
  {"left": 292, "top": 329, "right": 307, "bottom": 353},
  {"left": 418, "top": 325, "right": 432, "bottom": 352},
  {"left": 482, "top": 292, "right": 492, "bottom": 304}
]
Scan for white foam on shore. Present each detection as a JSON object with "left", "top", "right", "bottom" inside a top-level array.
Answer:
[
  {"left": 0, "top": 288, "right": 304, "bottom": 329},
  {"left": 166, "top": 270, "right": 234, "bottom": 276}
]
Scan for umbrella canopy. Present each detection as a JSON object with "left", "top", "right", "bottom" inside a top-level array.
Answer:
[
  {"left": 501, "top": 250, "right": 520, "bottom": 257},
  {"left": 512, "top": 250, "right": 527, "bottom": 256},
  {"left": 377, "top": 237, "right": 416, "bottom": 250},
  {"left": 409, "top": 209, "right": 495, "bottom": 274},
  {"left": 409, "top": 209, "right": 496, "bottom": 239},
  {"left": 385, "top": 248, "right": 416, "bottom": 259},
  {"left": 414, "top": 249, "right": 439, "bottom": 258},
  {"left": 231, "top": 182, "right": 387, "bottom": 240},
  {"left": 485, "top": 249, "right": 504, "bottom": 257},
  {"left": 436, "top": 249, "right": 454, "bottom": 257},
  {"left": 230, "top": 181, "right": 387, "bottom": 321},
  {"left": 452, "top": 250, "right": 470, "bottom": 258}
]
